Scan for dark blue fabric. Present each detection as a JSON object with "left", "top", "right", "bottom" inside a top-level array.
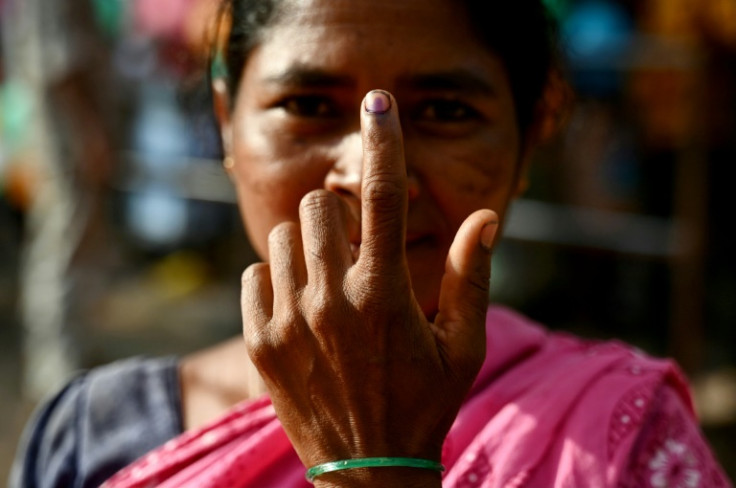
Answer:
[{"left": 9, "top": 357, "right": 182, "bottom": 488}]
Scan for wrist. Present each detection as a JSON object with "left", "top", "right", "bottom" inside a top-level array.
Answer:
[
  {"left": 307, "top": 457, "right": 444, "bottom": 488},
  {"left": 313, "top": 466, "right": 442, "bottom": 488}
]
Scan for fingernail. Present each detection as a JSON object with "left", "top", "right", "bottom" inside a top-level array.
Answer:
[
  {"left": 364, "top": 90, "right": 391, "bottom": 114},
  {"left": 480, "top": 221, "right": 499, "bottom": 251}
]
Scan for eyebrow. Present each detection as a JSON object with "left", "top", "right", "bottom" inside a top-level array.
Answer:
[
  {"left": 263, "top": 66, "right": 353, "bottom": 88},
  {"left": 263, "top": 66, "right": 497, "bottom": 97},
  {"left": 400, "top": 70, "right": 497, "bottom": 97}
]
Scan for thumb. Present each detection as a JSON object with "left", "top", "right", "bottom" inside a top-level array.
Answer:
[{"left": 433, "top": 209, "right": 498, "bottom": 370}]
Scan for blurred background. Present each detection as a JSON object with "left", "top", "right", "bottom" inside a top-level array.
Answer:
[{"left": 1, "top": 0, "right": 735, "bottom": 480}]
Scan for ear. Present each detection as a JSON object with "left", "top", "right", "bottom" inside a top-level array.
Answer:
[
  {"left": 513, "top": 146, "right": 533, "bottom": 197},
  {"left": 512, "top": 69, "right": 573, "bottom": 198},
  {"left": 513, "top": 117, "right": 542, "bottom": 198},
  {"left": 212, "top": 78, "right": 233, "bottom": 156},
  {"left": 535, "top": 69, "right": 574, "bottom": 144}
]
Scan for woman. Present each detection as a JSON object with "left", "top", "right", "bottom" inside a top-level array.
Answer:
[{"left": 11, "top": 0, "right": 731, "bottom": 486}]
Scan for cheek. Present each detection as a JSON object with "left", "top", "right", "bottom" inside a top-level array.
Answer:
[
  {"left": 234, "top": 169, "right": 302, "bottom": 259},
  {"left": 411, "top": 133, "right": 521, "bottom": 222},
  {"left": 231, "top": 122, "right": 334, "bottom": 258}
]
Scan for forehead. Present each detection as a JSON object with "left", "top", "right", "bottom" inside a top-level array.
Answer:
[
  {"left": 249, "top": 0, "right": 504, "bottom": 84},
  {"left": 274, "top": 0, "right": 469, "bottom": 35}
]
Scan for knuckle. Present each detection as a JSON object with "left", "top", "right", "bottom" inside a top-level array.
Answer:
[
  {"left": 467, "top": 269, "right": 491, "bottom": 296},
  {"left": 347, "top": 265, "right": 407, "bottom": 304},
  {"left": 303, "top": 291, "right": 349, "bottom": 336},
  {"left": 242, "top": 316, "right": 276, "bottom": 362},
  {"left": 471, "top": 260, "right": 492, "bottom": 289},
  {"left": 304, "top": 293, "right": 332, "bottom": 327},
  {"left": 241, "top": 263, "right": 268, "bottom": 287},
  {"left": 268, "top": 221, "right": 298, "bottom": 246},
  {"left": 273, "top": 304, "right": 303, "bottom": 331},
  {"left": 347, "top": 279, "right": 384, "bottom": 315},
  {"left": 299, "top": 189, "right": 339, "bottom": 220},
  {"left": 244, "top": 315, "right": 307, "bottom": 367},
  {"left": 362, "top": 176, "right": 405, "bottom": 212},
  {"left": 244, "top": 335, "right": 276, "bottom": 371},
  {"left": 242, "top": 325, "right": 269, "bottom": 355},
  {"left": 274, "top": 317, "right": 303, "bottom": 346}
]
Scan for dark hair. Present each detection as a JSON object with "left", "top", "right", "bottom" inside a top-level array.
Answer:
[
  {"left": 212, "top": 0, "right": 560, "bottom": 133},
  {"left": 463, "top": 1, "right": 560, "bottom": 133},
  {"left": 213, "top": 0, "right": 280, "bottom": 98}
]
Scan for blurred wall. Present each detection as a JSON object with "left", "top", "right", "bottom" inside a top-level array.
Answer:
[{"left": 1, "top": 0, "right": 735, "bottom": 480}]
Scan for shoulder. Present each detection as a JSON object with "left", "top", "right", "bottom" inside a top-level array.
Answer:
[
  {"left": 9, "top": 357, "right": 182, "bottom": 488},
  {"left": 539, "top": 338, "right": 731, "bottom": 487},
  {"left": 616, "top": 382, "right": 733, "bottom": 488},
  {"left": 454, "top": 310, "right": 731, "bottom": 486}
]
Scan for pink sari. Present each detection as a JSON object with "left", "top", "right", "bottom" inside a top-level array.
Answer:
[{"left": 103, "top": 307, "right": 731, "bottom": 488}]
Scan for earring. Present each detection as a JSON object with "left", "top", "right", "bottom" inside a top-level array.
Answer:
[{"left": 223, "top": 156, "right": 235, "bottom": 170}]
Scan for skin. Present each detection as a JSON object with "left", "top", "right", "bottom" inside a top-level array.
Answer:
[
  {"left": 221, "top": 0, "right": 531, "bottom": 316},
  {"left": 199, "top": 0, "right": 537, "bottom": 485}
]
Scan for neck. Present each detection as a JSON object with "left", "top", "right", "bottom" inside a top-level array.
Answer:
[{"left": 179, "top": 337, "right": 265, "bottom": 431}]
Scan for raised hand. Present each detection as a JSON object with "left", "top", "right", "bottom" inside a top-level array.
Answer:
[{"left": 241, "top": 90, "right": 498, "bottom": 487}]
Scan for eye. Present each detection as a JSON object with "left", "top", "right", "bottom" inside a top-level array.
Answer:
[
  {"left": 279, "top": 95, "right": 338, "bottom": 118},
  {"left": 414, "top": 99, "right": 480, "bottom": 123}
]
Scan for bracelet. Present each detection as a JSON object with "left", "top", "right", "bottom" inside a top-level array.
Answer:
[{"left": 305, "top": 457, "right": 445, "bottom": 482}]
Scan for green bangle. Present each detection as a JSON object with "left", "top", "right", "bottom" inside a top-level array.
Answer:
[{"left": 305, "top": 457, "right": 445, "bottom": 482}]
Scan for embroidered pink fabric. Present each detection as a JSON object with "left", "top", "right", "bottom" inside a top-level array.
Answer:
[{"left": 102, "top": 307, "right": 732, "bottom": 488}]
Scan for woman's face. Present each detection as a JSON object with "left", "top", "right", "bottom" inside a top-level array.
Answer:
[{"left": 224, "top": 0, "right": 529, "bottom": 316}]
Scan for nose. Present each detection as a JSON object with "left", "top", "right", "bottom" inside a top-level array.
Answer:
[
  {"left": 324, "top": 131, "right": 421, "bottom": 203},
  {"left": 325, "top": 132, "right": 362, "bottom": 200}
]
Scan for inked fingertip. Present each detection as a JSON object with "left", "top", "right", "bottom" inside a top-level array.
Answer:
[{"left": 364, "top": 90, "right": 392, "bottom": 114}]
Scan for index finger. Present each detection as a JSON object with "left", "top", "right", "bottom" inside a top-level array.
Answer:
[{"left": 357, "top": 90, "right": 408, "bottom": 272}]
